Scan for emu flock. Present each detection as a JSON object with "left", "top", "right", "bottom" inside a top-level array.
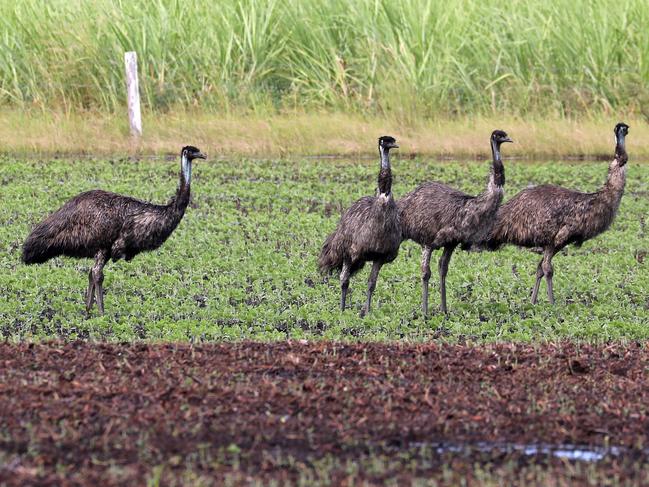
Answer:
[
  {"left": 320, "top": 122, "right": 629, "bottom": 317},
  {"left": 22, "top": 124, "right": 629, "bottom": 317}
]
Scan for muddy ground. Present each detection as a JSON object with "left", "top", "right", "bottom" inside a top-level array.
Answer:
[{"left": 1, "top": 341, "right": 649, "bottom": 485}]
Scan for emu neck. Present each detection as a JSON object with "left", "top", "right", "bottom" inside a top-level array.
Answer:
[
  {"left": 602, "top": 160, "right": 627, "bottom": 199},
  {"left": 377, "top": 147, "right": 392, "bottom": 197},
  {"left": 598, "top": 138, "right": 627, "bottom": 211},
  {"left": 172, "top": 155, "right": 192, "bottom": 213},
  {"left": 609, "top": 134, "right": 628, "bottom": 189},
  {"left": 473, "top": 141, "right": 505, "bottom": 210},
  {"left": 490, "top": 139, "right": 505, "bottom": 187},
  {"left": 615, "top": 135, "right": 628, "bottom": 165},
  {"left": 181, "top": 153, "right": 192, "bottom": 186}
]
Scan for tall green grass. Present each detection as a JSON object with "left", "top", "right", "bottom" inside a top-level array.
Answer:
[{"left": 1, "top": 0, "right": 648, "bottom": 118}]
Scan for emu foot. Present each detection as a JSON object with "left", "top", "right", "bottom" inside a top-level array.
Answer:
[{"left": 422, "top": 309, "right": 431, "bottom": 321}]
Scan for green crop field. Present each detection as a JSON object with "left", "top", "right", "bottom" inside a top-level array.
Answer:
[
  {"left": 1, "top": 156, "right": 647, "bottom": 342},
  {"left": 3, "top": 2, "right": 649, "bottom": 483},
  {"left": 2, "top": 0, "right": 648, "bottom": 118}
]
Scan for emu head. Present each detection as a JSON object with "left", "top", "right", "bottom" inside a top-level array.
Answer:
[
  {"left": 180, "top": 146, "right": 206, "bottom": 186},
  {"left": 378, "top": 136, "right": 399, "bottom": 151},
  {"left": 615, "top": 122, "right": 630, "bottom": 140},
  {"left": 613, "top": 122, "right": 629, "bottom": 167},
  {"left": 182, "top": 146, "right": 207, "bottom": 161},
  {"left": 491, "top": 130, "right": 513, "bottom": 147},
  {"left": 377, "top": 136, "right": 398, "bottom": 170},
  {"left": 490, "top": 130, "right": 513, "bottom": 167}
]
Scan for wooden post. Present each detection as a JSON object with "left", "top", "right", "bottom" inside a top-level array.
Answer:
[{"left": 124, "top": 51, "right": 142, "bottom": 137}]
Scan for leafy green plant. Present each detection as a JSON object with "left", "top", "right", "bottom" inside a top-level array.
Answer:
[{"left": 1, "top": 156, "right": 648, "bottom": 341}]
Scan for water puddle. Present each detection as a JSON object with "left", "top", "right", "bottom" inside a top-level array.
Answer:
[{"left": 407, "top": 441, "right": 636, "bottom": 462}]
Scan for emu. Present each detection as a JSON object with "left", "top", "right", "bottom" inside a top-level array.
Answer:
[
  {"left": 318, "top": 136, "right": 400, "bottom": 317},
  {"left": 487, "top": 122, "right": 629, "bottom": 304},
  {"left": 398, "top": 130, "right": 513, "bottom": 317},
  {"left": 22, "top": 145, "right": 206, "bottom": 315}
]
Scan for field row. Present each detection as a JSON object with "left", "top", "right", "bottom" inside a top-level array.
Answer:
[
  {"left": 1, "top": 156, "right": 647, "bottom": 341},
  {"left": 1, "top": 341, "right": 648, "bottom": 485}
]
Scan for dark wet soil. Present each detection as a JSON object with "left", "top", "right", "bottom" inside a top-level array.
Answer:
[{"left": 1, "top": 341, "right": 648, "bottom": 485}]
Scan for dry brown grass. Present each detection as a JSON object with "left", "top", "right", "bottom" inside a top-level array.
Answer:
[{"left": 1, "top": 109, "right": 647, "bottom": 159}]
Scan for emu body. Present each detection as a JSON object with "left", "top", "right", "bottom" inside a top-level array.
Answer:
[
  {"left": 487, "top": 123, "right": 629, "bottom": 304},
  {"left": 399, "top": 130, "right": 512, "bottom": 316},
  {"left": 318, "top": 136, "right": 400, "bottom": 317},
  {"left": 22, "top": 146, "right": 206, "bottom": 314}
]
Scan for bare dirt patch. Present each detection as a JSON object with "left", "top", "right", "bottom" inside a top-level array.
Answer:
[{"left": 1, "top": 341, "right": 648, "bottom": 485}]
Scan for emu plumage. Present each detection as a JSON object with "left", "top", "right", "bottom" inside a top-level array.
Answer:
[
  {"left": 398, "top": 130, "right": 512, "bottom": 316},
  {"left": 22, "top": 146, "right": 206, "bottom": 314},
  {"left": 487, "top": 123, "right": 629, "bottom": 304},
  {"left": 318, "top": 136, "right": 401, "bottom": 317}
]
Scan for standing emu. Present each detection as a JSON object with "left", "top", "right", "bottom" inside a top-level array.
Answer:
[
  {"left": 22, "top": 145, "right": 206, "bottom": 314},
  {"left": 318, "top": 136, "right": 400, "bottom": 317},
  {"left": 398, "top": 130, "right": 513, "bottom": 317},
  {"left": 487, "top": 123, "right": 629, "bottom": 304}
]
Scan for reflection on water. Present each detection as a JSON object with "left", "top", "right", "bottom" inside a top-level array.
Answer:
[{"left": 408, "top": 441, "right": 633, "bottom": 462}]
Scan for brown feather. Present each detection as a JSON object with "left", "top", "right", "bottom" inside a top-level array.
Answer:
[
  {"left": 318, "top": 194, "right": 401, "bottom": 276},
  {"left": 22, "top": 178, "right": 190, "bottom": 265},
  {"left": 318, "top": 136, "right": 401, "bottom": 315},
  {"left": 488, "top": 130, "right": 628, "bottom": 252},
  {"left": 483, "top": 123, "right": 629, "bottom": 304},
  {"left": 397, "top": 130, "right": 511, "bottom": 314}
]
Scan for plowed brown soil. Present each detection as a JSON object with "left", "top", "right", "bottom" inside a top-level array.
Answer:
[{"left": 1, "top": 341, "right": 649, "bottom": 486}]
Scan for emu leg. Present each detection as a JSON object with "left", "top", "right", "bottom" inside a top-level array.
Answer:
[
  {"left": 438, "top": 245, "right": 456, "bottom": 315},
  {"left": 340, "top": 262, "right": 351, "bottom": 311},
  {"left": 360, "top": 261, "right": 382, "bottom": 318},
  {"left": 531, "top": 258, "right": 544, "bottom": 304},
  {"left": 542, "top": 248, "right": 556, "bottom": 304},
  {"left": 91, "top": 251, "right": 108, "bottom": 315},
  {"left": 421, "top": 246, "right": 433, "bottom": 319},
  {"left": 85, "top": 269, "right": 96, "bottom": 313}
]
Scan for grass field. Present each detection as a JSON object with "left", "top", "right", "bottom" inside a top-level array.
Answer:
[
  {"left": 3, "top": 111, "right": 649, "bottom": 159},
  {"left": 1, "top": 155, "right": 647, "bottom": 342},
  {"left": 2, "top": 0, "right": 648, "bottom": 119},
  {"left": 4, "top": 1, "right": 649, "bottom": 483},
  {"left": 2, "top": 0, "right": 647, "bottom": 160}
]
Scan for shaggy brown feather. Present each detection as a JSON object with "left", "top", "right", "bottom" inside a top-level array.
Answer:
[
  {"left": 22, "top": 189, "right": 189, "bottom": 264},
  {"left": 318, "top": 194, "right": 401, "bottom": 275},
  {"left": 22, "top": 146, "right": 206, "bottom": 314},
  {"left": 398, "top": 130, "right": 512, "bottom": 316},
  {"left": 318, "top": 136, "right": 400, "bottom": 316},
  {"left": 487, "top": 123, "right": 629, "bottom": 304}
]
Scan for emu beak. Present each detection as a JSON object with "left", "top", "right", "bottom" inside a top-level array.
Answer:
[
  {"left": 196, "top": 152, "right": 207, "bottom": 160},
  {"left": 391, "top": 144, "right": 399, "bottom": 149},
  {"left": 503, "top": 137, "right": 513, "bottom": 144}
]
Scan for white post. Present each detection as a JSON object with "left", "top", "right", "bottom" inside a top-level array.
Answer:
[{"left": 124, "top": 51, "right": 142, "bottom": 137}]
